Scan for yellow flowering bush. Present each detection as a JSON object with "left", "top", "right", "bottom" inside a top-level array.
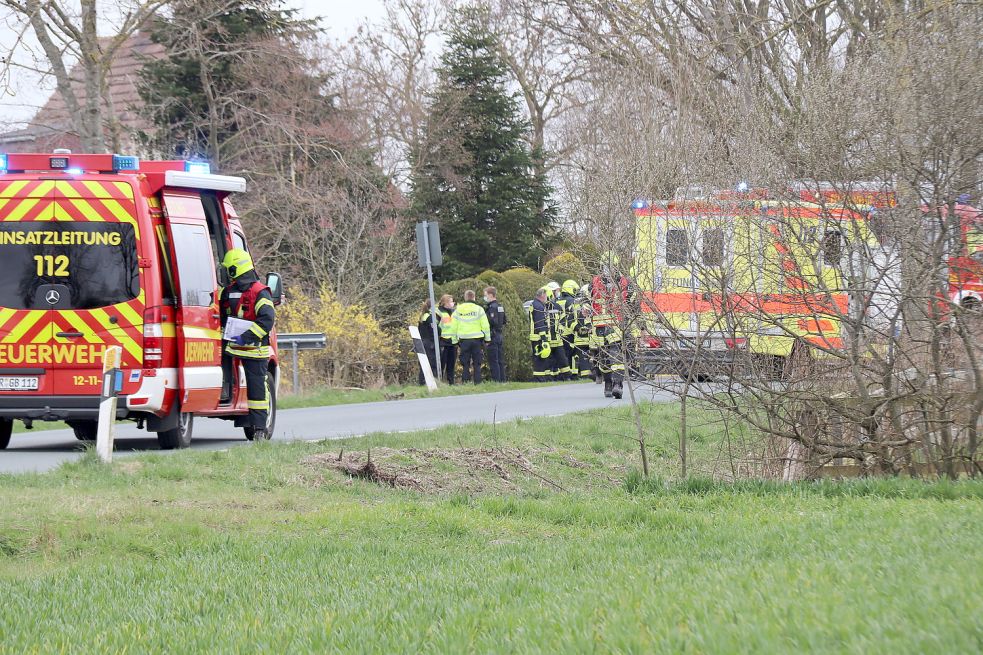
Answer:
[{"left": 279, "top": 286, "right": 399, "bottom": 390}]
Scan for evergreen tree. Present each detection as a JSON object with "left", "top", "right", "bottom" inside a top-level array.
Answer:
[
  {"left": 410, "top": 6, "right": 557, "bottom": 281},
  {"left": 139, "top": 0, "right": 319, "bottom": 163}
]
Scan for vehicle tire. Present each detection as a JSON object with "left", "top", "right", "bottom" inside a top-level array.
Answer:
[
  {"left": 0, "top": 419, "right": 12, "bottom": 450},
  {"left": 244, "top": 369, "right": 276, "bottom": 441},
  {"left": 68, "top": 420, "right": 98, "bottom": 442},
  {"left": 157, "top": 412, "right": 193, "bottom": 450}
]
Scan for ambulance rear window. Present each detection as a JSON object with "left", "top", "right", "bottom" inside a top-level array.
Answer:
[{"left": 0, "top": 222, "right": 139, "bottom": 310}]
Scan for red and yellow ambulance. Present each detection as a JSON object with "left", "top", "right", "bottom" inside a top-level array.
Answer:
[
  {"left": 0, "top": 152, "right": 281, "bottom": 449},
  {"left": 632, "top": 185, "right": 880, "bottom": 378}
]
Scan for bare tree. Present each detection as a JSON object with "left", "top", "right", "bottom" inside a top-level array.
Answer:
[{"left": 0, "top": 0, "right": 171, "bottom": 151}]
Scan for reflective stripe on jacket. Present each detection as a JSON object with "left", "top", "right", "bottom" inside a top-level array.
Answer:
[{"left": 448, "top": 302, "right": 490, "bottom": 342}]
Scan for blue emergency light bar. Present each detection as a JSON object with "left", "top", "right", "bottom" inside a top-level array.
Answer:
[
  {"left": 0, "top": 154, "right": 6, "bottom": 173},
  {"left": 112, "top": 154, "right": 140, "bottom": 171},
  {"left": 185, "top": 161, "right": 211, "bottom": 174}
]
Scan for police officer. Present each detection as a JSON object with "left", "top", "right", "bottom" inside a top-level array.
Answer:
[
  {"left": 220, "top": 248, "right": 276, "bottom": 439},
  {"left": 448, "top": 290, "right": 490, "bottom": 384},
  {"left": 483, "top": 286, "right": 507, "bottom": 382},
  {"left": 527, "top": 287, "right": 552, "bottom": 381}
]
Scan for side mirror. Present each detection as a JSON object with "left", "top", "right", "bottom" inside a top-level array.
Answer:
[{"left": 266, "top": 272, "right": 284, "bottom": 305}]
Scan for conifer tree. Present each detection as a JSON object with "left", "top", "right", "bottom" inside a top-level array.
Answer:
[{"left": 410, "top": 6, "right": 557, "bottom": 281}]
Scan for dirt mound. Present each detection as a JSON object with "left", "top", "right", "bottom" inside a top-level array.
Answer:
[{"left": 302, "top": 446, "right": 616, "bottom": 495}]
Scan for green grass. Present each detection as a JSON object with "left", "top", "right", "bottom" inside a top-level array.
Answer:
[
  {"left": 278, "top": 380, "right": 578, "bottom": 409},
  {"left": 1, "top": 404, "right": 981, "bottom": 653},
  {"left": 12, "top": 420, "right": 67, "bottom": 433}
]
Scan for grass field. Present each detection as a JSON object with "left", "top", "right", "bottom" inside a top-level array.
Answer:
[{"left": 1, "top": 403, "right": 981, "bottom": 653}]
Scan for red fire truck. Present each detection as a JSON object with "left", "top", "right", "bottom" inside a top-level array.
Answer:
[{"left": 0, "top": 152, "right": 281, "bottom": 449}]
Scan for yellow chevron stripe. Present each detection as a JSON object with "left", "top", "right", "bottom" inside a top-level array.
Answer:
[
  {"left": 88, "top": 309, "right": 143, "bottom": 361},
  {"left": 5, "top": 197, "right": 43, "bottom": 221},
  {"left": 147, "top": 197, "right": 161, "bottom": 208},
  {"left": 113, "top": 182, "right": 135, "bottom": 199},
  {"left": 0, "top": 308, "right": 16, "bottom": 333},
  {"left": 100, "top": 198, "right": 136, "bottom": 224},
  {"left": 4, "top": 310, "right": 45, "bottom": 343},
  {"left": 0, "top": 180, "right": 30, "bottom": 198},
  {"left": 67, "top": 197, "right": 106, "bottom": 222},
  {"left": 51, "top": 203, "right": 77, "bottom": 221},
  {"left": 58, "top": 311, "right": 104, "bottom": 344},
  {"left": 80, "top": 181, "right": 113, "bottom": 199},
  {"left": 116, "top": 301, "right": 144, "bottom": 327}
]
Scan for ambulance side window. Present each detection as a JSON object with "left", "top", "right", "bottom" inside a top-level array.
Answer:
[
  {"left": 170, "top": 223, "right": 216, "bottom": 307},
  {"left": 703, "top": 228, "right": 724, "bottom": 266},
  {"left": 666, "top": 229, "right": 689, "bottom": 266},
  {"left": 822, "top": 231, "right": 843, "bottom": 266}
]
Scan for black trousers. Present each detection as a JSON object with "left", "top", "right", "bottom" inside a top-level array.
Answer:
[
  {"left": 241, "top": 356, "right": 270, "bottom": 428},
  {"left": 440, "top": 341, "right": 457, "bottom": 384},
  {"left": 458, "top": 338, "right": 485, "bottom": 384},
  {"left": 418, "top": 339, "right": 437, "bottom": 385},
  {"left": 487, "top": 333, "right": 506, "bottom": 382}
]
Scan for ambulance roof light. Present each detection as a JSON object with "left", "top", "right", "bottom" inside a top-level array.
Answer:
[
  {"left": 65, "top": 168, "right": 84, "bottom": 175},
  {"left": 0, "top": 154, "right": 6, "bottom": 173},
  {"left": 185, "top": 161, "right": 211, "bottom": 174},
  {"left": 112, "top": 154, "right": 140, "bottom": 171}
]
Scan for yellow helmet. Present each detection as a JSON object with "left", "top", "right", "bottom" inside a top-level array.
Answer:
[
  {"left": 222, "top": 248, "right": 254, "bottom": 279},
  {"left": 562, "top": 279, "right": 579, "bottom": 295}
]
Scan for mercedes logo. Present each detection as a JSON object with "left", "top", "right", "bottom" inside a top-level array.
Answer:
[{"left": 45, "top": 290, "right": 61, "bottom": 305}]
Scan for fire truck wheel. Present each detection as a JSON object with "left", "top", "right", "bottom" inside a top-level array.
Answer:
[
  {"left": 68, "top": 420, "right": 98, "bottom": 442},
  {"left": 0, "top": 419, "right": 11, "bottom": 450},
  {"left": 157, "top": 412, "right": 194, "bottom": 450},
  {"left": 244, "top": 369, "right": 277, "bottom": 441}
]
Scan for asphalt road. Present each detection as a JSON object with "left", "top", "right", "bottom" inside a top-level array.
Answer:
[{"left": 1, "top": 382, "right": 676, "bottom": 474}]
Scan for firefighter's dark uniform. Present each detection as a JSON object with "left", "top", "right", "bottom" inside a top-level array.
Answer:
[
  {"left": 485, "top": 298, "right": 507, "bottom": 382},
  {"left": 528, "top": 295, "right": 552, "bottom": 380},
  {"left": 556, "top": 290, "right": 577, "bottom": 380},
  {"left": 546, "top": 295, "right": 570, "bottom": 380},
  {"left": 220, "top": 255, "right": 275, "bottom": 436}
]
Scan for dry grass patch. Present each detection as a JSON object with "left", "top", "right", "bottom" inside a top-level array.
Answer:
[{"left": 302, "top": 446, "right": 625, "bottom": 495}]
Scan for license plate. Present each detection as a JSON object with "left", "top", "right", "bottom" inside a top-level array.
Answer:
[{"left": 0, "top": 376, "right": 39, "bottom": 391}]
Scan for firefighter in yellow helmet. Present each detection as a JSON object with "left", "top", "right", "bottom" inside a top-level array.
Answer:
[
  {"left": 557, "top": 279, "right": 581, "bottom": 380},
  {"left": 527, "top": 287, "right": 552, "bottom": 380},
  {"left": 219, "top": 248, "right": 276, "bottom": 440},
  {"left": 544, "top": 281, "right": 570, "bottom": 380}
]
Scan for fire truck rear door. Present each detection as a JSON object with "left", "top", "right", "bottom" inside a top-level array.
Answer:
[{"left": 163, "top": 192, "right": 223, "bottom": 412}]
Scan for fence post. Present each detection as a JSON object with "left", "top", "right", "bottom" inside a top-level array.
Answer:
[
  {"left": 96, "top": 346, "right": 123, "bottom": 463},
  {"left": 292, "top": 341, "right": 300, "bottom": 394}
]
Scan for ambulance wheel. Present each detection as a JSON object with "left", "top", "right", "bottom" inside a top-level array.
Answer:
[
  {"left": 244, "top": 370, "right": 276, "bottom": 441},
  {"left": 157, "top": 412, "right": 193, "bottom": 450},
  {"left": 0, "top": 419, "right": 11, "bottom": 450},
  {"left": 68, "top": 420, "right": 97, "bottom": 442}
]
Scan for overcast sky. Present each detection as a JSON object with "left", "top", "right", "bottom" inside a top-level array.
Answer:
[{"left": 0, "top": 0, "right": 387, "bottom": 126}]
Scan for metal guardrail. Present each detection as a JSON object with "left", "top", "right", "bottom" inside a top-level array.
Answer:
[{"left": 276, "top": 332, "right": 327, "bottom": 393}]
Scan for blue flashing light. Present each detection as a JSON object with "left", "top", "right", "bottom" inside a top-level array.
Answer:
[
  {"left": 112, "top": 154, "right": 140, "bottom": 171},
  {"left": 0, "top": 154, "right": 6, "bottom": 173},
  {"left": 185, "top": 161, "right": 211, "bottom": 174},
  {"left": 736, "top": 181, "right": 750, "bottom": 193},
  {"left": 631, "top": 198, "right": 650, "bottom": 210},
  {"left": 66, "top": 168, "right": 84, "bottom": 176}
]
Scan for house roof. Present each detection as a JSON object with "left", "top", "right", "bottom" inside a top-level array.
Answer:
[{"left": 0, "top": 31, "right": 164, "bottom": 152}]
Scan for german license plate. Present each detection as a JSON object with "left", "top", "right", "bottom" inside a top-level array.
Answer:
[{"left": 0, "top": 376, "right": 39, "bottom": 391}]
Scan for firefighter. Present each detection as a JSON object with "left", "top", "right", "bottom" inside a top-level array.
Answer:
[
  {"left": 448, "top": 290, "right": 491, "bottom": 384},
  {"left": 570, "top": 285, "right": 593, "bottom": 378},
  {"left": 220, "top": 248, "right": 276, "bottom": 439},
  {"left": 544, "top": 281, "right": 571, "bottom": 380},
  {"left": 527, "top": 287, "right": 552, "bottom": 381},
  {"left": 557, "top": 279, "right": 580, "bottom": 379},
  {"left": 483, "top": 286, "right": 507, "bottom": 382},
  {"left": 436, "top": 294, "right": 457, "bottom": 384},
  {"left": 591, "top": 269, "right": 629, "bottom": 399},
  {"left": 416, "top": 299, "right": 439, "bottom": 386}
]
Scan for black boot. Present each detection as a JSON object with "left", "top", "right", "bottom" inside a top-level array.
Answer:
[
  {"left": 603, "top": 378, "right": 613, "bottom": 398},
  {"left": 612, "top": 382, "right": 623, "bottom": 399}
]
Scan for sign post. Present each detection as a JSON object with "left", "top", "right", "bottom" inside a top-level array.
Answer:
[
  {"left": 416, "top": 221, "right": 443, "bottom": 383},
  {"left": 96, "top": 345, "right": 123, "bottom": 463}
]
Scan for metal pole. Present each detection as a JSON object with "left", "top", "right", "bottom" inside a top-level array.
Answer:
[
  {"left": 292, "top": 341, "right": 300, "bottom": 394},
  {"left": 422, "top": 220, "right": 441, "bottom": 380}
]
